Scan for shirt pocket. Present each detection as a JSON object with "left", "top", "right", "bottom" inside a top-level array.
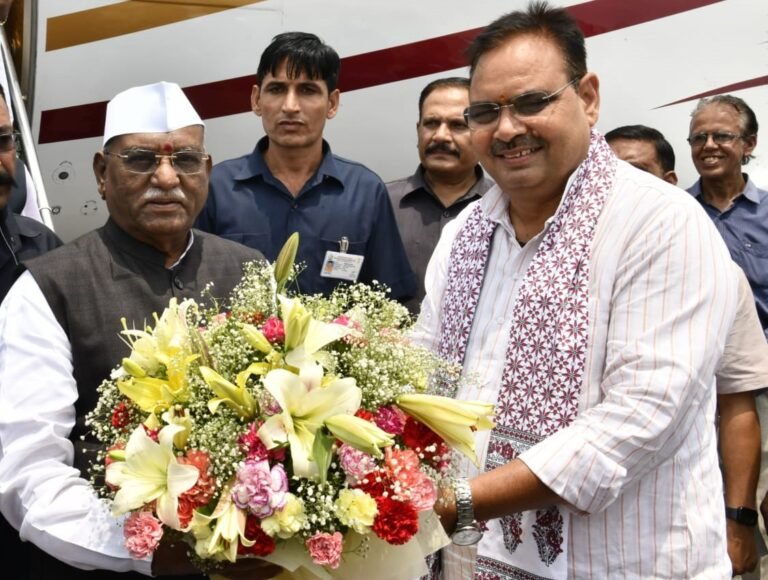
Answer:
[{"left": 738, "top": 240, "right": 768, "bottom": 286}]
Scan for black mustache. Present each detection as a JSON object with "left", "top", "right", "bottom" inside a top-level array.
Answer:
[
  {"left": 425, "top": 143, "right": 460, "bottom": 157},
  {"left": 491, "top": 137, "right": 543, "bottom": 156}
]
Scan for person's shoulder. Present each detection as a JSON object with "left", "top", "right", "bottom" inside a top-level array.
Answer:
[
  {"left": 612, "top": 160, "right": 701, "bottom": 215},
  {"left": 14, "top": 215, "right": 61, "bottom": 243},
  {"left": 328, "top": 152, "right": 385, "bottom": 184},
  {"left": 210, "top": 150, "right": 256, "bottom": 180},
  {"left": 194, "top": 229, "right": 265, "bottom": 261}
]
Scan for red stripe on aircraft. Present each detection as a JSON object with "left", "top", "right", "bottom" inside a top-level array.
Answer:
[
  {"left": 658, "top": 75, "right": 768, "bottom": 108},
  {"left": 38, "top": 0, "right": 724, "bottom": 144}
]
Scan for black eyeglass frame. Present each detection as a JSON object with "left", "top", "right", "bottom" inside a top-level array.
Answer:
[
  {"left": 463, "top": 78, "right": 580, "bottom": 130},
  {"left": 0, "top": 131, "right": 21, "bottom": 153}
]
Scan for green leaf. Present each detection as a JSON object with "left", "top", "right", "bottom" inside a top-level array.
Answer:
[{"left": 312, "top": 427, "right": 335, "bottom": 484}]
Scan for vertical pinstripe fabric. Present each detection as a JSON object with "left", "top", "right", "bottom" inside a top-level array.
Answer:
[{"left": 411, "top": 161, "right": 736, "bottom": 579}]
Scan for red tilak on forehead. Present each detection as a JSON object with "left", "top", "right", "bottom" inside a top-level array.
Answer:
[{"left": 161, "top": 142, "right": 174, "bottom": 154}]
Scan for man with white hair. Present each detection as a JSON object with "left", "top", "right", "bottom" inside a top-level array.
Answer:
[{"left": 0, "top": 82, "right": 279, "bottom": 578}]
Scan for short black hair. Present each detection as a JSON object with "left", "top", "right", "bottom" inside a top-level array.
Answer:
[
  {"left": 605, "top": 124, "right": 676, "bottom": 172},
  {"left": 691, "top": 94, "right": 758, "bottom": 164},
  {"left": 0, "top": 83, "right": 6, "bottom": 105},
  {"left": 418, "top": 77, "right": 470, "bottom": 120},
  {"left": 256, "top": 32, "right": 340, "bottom": 92},
  {"left": 467, "top": 1, "right": 586, "bottom": 82}
]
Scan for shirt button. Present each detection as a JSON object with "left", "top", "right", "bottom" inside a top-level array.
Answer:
[
  {"left": 443, "top": 210, "right": 451, "bottom": 218},
  {"left": 292, "top": 203, "right": 299, "bottom": 209},
  {"left": 745, "top": 242, "right": 752, "bottom": 249},
  {"left": 173, "top": 277, "right": 183, "bottom": 290}
]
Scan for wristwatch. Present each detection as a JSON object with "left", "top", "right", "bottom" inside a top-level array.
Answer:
[
  {"left": 725, "top": 506, "right": 758, "bottom": 526},
  {"left": 451, "top": 478, "right": 483, "bottom": 546}
]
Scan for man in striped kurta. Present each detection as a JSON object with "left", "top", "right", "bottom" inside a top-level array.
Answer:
[{"left": 413, "top": 3, "right": 736, "bottom": 578}]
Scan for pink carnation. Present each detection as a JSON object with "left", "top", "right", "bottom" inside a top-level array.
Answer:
[
  {"left": 306, "top": 532, "right": 343, "bottom": 569},
  {"left": 374, "top": 406, "right": 407, "bottom": 435},
  {"left": 262, "top": 317, "right": 285, "bottom": 344},
  {"left": 231, "top": 459, "right": 288, "bottom": 518},
  {"left": 123, "top": 511, "right": 163, "bottom": 559},
  {"left": 338, "top": 443, "right": 377, "bottom": 485},
  {"left": 408, "top": 474, "right": 437, "bottom": 512},
  {"left": 238, "top": 423, "right": 269, "bottom": 460}
]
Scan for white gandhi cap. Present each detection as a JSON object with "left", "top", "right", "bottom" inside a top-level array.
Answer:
[{"left": 103, "top": 81, "right": 203, "bottom": 145}]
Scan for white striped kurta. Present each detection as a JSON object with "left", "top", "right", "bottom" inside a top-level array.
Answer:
[{"left": 412, "top": 160, "right": 736, "bottom": 579}]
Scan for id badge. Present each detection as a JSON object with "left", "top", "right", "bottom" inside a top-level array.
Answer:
[{"left": 320, "top": 251, "right": 364, "bottom": 282}]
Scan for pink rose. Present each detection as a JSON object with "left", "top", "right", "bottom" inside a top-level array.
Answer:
[
  {"left": 123, "top": 511, "right": 163, "bottom": 559},
  {"left": 262, "top": 317, "right": 285, "bottom": 344},
  {"left": 306, "top": 532, "right": 343, "bottom": 569}
]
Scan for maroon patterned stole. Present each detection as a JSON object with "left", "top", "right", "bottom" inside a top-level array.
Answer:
[{"left": 438, "top": 131, "right": 616, "bottom": 575}]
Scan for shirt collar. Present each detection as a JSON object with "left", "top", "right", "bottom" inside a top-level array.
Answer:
[
  {"left": 236, "top": 136, "right": 345, "bottom": 187},
  {"left": 103, "top": 218, "right": 195, "bottom": 269},
  {"left": 402, "top": 164, "right": 488, "bottom": 204},
  {"left": 688, "top": 174, "right": 764, "bottom": 204}
]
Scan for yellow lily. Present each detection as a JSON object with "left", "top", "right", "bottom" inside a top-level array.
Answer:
[
  {"left": 188, "top": 481, "right": 253, "bottom": 563},
  {"left": 324, "top": 414, "right": 394, "bottom": 458},
  {"left": 258, "top": 368, "right": 361, "bottom": 478},
  {"left": 198, "top": 365, "right": 259, "bottom": 420},
  {"left": 396, "top": 394, "right": 495, "bottom": 466},
  {"left": 105, "top": 424, "right": 199, "bottom": 530}
]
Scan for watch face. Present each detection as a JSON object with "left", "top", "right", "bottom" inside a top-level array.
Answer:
[{"left": 452, "top": 526, "right": 483, "bottom": 546}]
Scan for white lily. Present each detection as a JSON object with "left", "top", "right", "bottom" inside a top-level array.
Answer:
[
  {"left": 188, "top": 481, "right": 253, "bottom": 563},
  {"left": 258, "top": 368, "right": 361, "bottom": 478},
  {"left": 105, "top": 424, "right": 199, "bottom": 530},
  {"left": 396, "top": 393, "right": 495, "bottom": 466},
  {"left": 279, "top": 296, "right": 353, "bottom": 384}
]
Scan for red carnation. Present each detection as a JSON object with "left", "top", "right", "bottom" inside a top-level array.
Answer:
[
  {"left": 355, "top": 468, "right": 391, "bottom": 499},
  {"left": 177, "top": 450, "right": 216, "bottom": 527},
  {"left": 111, "top": 401, "right": 132, "bottom": 429},
  {"left": 401, "top": 417, "right": 444, "bottom": 463},
  {"left": 355, "top": 409, "right": 375, "bottom": 422},
  {"left": 238, "top": 515, "right": 276, "bottom": 557},
  {"left": 372, "top": 497, "right": 419, "bottom": 545}
]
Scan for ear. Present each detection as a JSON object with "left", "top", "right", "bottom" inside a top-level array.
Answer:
[
  {"left": 205, "top": 153, "right": 213, "bottom": 176},
  {"left": 93, "top": 151, "right": 107, "bottom": 199},
  {"left": 577, "top": 72, "right": 600, "bottom": 127},
  {"left": 251, "top": 85, "right": 262, "bottom": 116},
  {"left": 742, "top": 133, "right": 757, "bottom": 162},
  {"left": 663, "top": 170, "right": 679, "bottom": 186},
  {"left": 326, "top": 89, "right": 340, "bottom": 120}
]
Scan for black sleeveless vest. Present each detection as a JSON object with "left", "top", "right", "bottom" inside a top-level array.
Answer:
[{"left": 19, "top": 220, "right": 263, "bottom": 579}]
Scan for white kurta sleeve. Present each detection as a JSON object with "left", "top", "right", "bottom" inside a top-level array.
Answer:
[
  {"left": 0, "top": 272, "right": 152, "bottom": 574},
  {"left": 519, "top": 193, "right": 737, "bottom": 514}
]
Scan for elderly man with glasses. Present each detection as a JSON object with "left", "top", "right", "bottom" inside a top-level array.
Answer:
[
  {"left": 0, "top": 81, "right": 281, "bottom": 579},
  {"left": 413, "top": 2, "right": 738, "bottom": 578},
  {"left": 686, "top": 95, "right": 767, "bottom": 338}
]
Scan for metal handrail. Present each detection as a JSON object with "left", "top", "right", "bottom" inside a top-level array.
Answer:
[{"left": 0, "top": 25, "right": 53, "bottom": 230}]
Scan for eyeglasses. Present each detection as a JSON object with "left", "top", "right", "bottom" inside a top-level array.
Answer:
[
  {"left": 463, "top": 79, "right": 578, "bottom": 129},
  {"left": 686, "top": 132, "right": 743, "bottom": 147},
  {"left": 105, "top": 149, "right": 210, "bottom": 175},
  {"left": 0, "top": 131, "right": 20, "bottom": 152}
]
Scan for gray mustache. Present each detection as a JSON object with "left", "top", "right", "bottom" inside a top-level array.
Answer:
[{"left": 143, "top": 187, "right": 186, "bottom": 201}]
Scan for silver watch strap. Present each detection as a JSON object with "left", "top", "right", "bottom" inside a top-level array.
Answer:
[{"left": 453, "top": 477, "right": 475, "bottom": 526}]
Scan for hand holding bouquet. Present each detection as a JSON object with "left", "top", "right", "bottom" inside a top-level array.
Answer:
[{"left": 87, "top": 234, "right": 494, "bottom": 578}]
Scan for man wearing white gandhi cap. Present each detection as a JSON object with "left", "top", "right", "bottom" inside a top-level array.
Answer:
[{"left": 0, "top": 82, "right": 279, "bottom": 579}]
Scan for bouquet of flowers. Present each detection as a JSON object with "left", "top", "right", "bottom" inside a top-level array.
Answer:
[{"left": 86, "top": 234, "right": 494, "bottom": 579}]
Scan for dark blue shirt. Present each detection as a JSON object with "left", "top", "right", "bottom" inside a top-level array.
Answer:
[
  {"left": 688, "top": 175, "right": 768, "bottom": 335},
  {"left": 196, "top": 138, "right": 416, "bottom": 299}
]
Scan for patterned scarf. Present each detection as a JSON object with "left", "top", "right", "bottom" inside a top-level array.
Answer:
[{"left": 438, "top": 130, "right": 616, "bottom": 578}]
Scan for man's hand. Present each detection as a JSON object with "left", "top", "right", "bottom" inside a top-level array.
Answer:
[
  {"left": 434, "top": 480, "right": 457, "bottom": 535},
  {"left": 726, "top": 519, "right": 758, "bottom": 575},
  {"left": 151, "top": 539, "right": 283, "bottom": 578}
]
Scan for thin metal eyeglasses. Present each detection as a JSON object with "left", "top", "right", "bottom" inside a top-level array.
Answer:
[
  {"left": 686, "top": 132, "right": 745, "bottom": 147},
  {"left": 463, "top": 79, "right": 578, "bottom": 130},
  {"left": 0, "top": 131, "right": 20, "bottom": 152},
  {"left": 104, "top": 149, "right": 210, "bottom": 175}
]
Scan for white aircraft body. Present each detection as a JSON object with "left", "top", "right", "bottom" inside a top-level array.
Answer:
[{"left": 12, "top": 0, "right": 768, "bottom": 240}]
